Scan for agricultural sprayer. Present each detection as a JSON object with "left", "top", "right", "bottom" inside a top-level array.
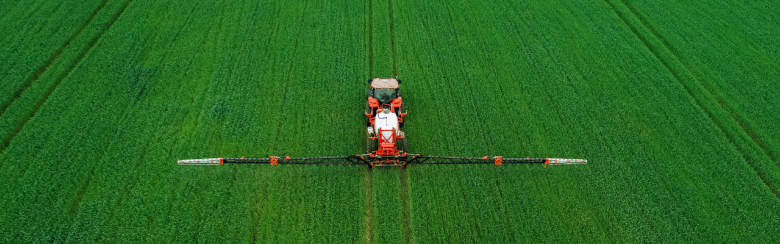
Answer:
[{"left": 178, "top": 78, "right": 587, "bottom": 167}]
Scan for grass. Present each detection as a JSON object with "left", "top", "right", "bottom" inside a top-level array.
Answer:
[{"left": 0, "top": 0, "right": 779, "bottom": 242}]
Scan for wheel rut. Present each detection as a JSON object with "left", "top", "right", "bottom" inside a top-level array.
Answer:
[
  {"left": 363, "top": 1, "right": 375, "bottom": 242},
  {"left": 364, "top": 0, "right": 411, "bottom": 242},
  {"left": 0, "top": 0, "right": 134, "bottom": 155},
  {"left": 617, "top": 0, "right": 779, "bottom": 166},
  {"left": 0, "top": 0, "right": 108, "bottom": 117},
  {"left": 614, "top": 0, "right": 775, "bottom": 162},
  {"left": 388, "top": 1, "right": 413, "bottom": 241},
  {"left": 368, "top": 0, "right": 374, "bottom": 77},
  {"left": 400, "top": 168, "right": 413, "bottom": 244},
  {"left": 388, "top": 0, "right": 397, "bottom": 77},
  {"left": 604, "top": 0, "right": 780, "bottom": 198},
  {"left": 387, "top": 0, "right": 412, "bottom": 242},
  {"left": 363, "top": 168, "right": 375, "bottom": 244},
  {"left": 68, "top": 168, "right": 96, "bottom": 218}
]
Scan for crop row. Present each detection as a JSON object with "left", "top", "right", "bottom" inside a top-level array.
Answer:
[
  {"left": 394, "top": 0, "right": 780, "bottom": 242},
  {"left": 618, "top": 0, "right": 780, "bottom": 194},
  {"left": 0, "top": 0, "right": 370, "bottom": 242},
  {"left": 0, "top": 0, "right": 105, "bottom": 108},
  {"left": 1, "top": 0, "right": 779, "bottom": 242}
]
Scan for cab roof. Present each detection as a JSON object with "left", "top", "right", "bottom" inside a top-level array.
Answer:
[{"left": 371, "top": 78, "right": 399, "bottom": 89}]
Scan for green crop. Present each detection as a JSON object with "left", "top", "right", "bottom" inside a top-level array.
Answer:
[{"left": 0, "top": 0, "right": 778, "bottom": 242}]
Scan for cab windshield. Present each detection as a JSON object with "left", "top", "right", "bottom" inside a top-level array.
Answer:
[{"left": 373, "top": 88, "right": 397, "bottom": 104}]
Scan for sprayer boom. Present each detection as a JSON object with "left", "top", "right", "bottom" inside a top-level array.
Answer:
[
  {"left": 177, "top": 77, "right": 588, "bottom": 168},
  {"left": 178, "top": 154, "right": 586, "bottom": 168}
]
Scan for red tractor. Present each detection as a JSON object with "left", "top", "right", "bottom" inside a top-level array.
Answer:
[{"left": 365, "top": 78, "right": 407, "bottom": 166}]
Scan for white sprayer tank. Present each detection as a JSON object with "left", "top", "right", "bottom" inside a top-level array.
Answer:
[{"left": 374, "top": 111, "right": 398, "bottom": 143}]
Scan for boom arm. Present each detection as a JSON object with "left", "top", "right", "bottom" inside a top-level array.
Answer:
[
  {"left": 178, "top": 155, "right": 369, "bottom": 165},
  {"left": 407, "top": 155, "right": 587, "bottom": 166},
  {"left": 178, "top": 154, "right": 585, "bottom": 167}
]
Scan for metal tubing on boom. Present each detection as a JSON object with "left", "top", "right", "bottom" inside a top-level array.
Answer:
[
  {"left": 178, "top": 154, "right": 586, "bottom": 167},
  {"left": 178, "top": 155, "right": 369, "bottom": 166},
  {"left": 408, "top": 155, "right": 586, "bottom": 165}
]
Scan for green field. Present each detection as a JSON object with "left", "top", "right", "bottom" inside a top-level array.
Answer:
[{"left": 1, "top": 0, "right": 779, "bottom": 242}]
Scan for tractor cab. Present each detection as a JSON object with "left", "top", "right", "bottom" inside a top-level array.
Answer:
[
  {"left": 369, "top": 78, "right": 400, "bottom": 103},
  {"left": 366, "top": 78, "right": 405, "bottom": 120}
]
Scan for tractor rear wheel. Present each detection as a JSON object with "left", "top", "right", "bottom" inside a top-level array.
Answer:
[
  {"left": 397, "top": 137, "right": 408, "bottom": 153},
  {"left": 366, "top": 136, "right": 373, "bottom": 154},
  {"left": 398, "top": 103, "right": 406, "bottom": 117},
  {"left": 365, "top": 112, "right": 370, "bottom": 127},
  {"left": 365, "top": 101, "right": 373, "bottom": 126}
]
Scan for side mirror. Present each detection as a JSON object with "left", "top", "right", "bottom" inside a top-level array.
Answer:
[
  {"left": 367, "top": 79, "right": 373, "bottom": 84},
  {"left": 397, "top": 79, "right": 402, "bottom": 84}
]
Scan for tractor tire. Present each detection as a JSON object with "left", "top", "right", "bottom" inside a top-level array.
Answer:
[
  {"left": 396, "top": 135, "right": 408, "bottom": 153},
  {"left": 365, "top": 102, "right": 371, "bottom": 124},
  {"left": 397, "top": 88, "right": 402, "bottom": 97},
  {"left": 366, "top": 136, "right": 373, "bottom": 154},
  {"left": 397, "top": 103, "right": 406, "bottom": 119}
]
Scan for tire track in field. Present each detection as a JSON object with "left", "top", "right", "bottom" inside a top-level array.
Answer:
[
  {"left": 42, "top": 0, "right": 138, "bottom": 232},
  {"left": 615, "top": 0, "right": 778, "bottom": 166},
  {"left": 368, "top": 0, "right": 374, "bottom": 77},
  {"left": 387, "top": 0, "right": 412, "bottom": 241},
  {"left": 363, "top": 0, "right": 376, "bottom": 242},
  {"left": 67, "top": 168, "right": 96, "bottom": 218},
  {"left": 604, "top": 0, "right": 780, "bottom": 198},
  {"left": 0, "top": 0, "right": 133, "bottom": 155},
  {"left": 443, "top": 1, "right": 459, "bottom": 45},
  {"left": 399, "top": 168, "right": 413, "bottom": 244},
  {"left": 363, "top": 168, "right": 375, "bottom": 244},
  {"left": 610, "top": 0, "right": 780, "bottom": 174},
  {"left": 388, "top": 0, "right": 397, "bottom": 77},
  {"left": 0, "top": 0, "right": 108, "bottom": 117}
]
